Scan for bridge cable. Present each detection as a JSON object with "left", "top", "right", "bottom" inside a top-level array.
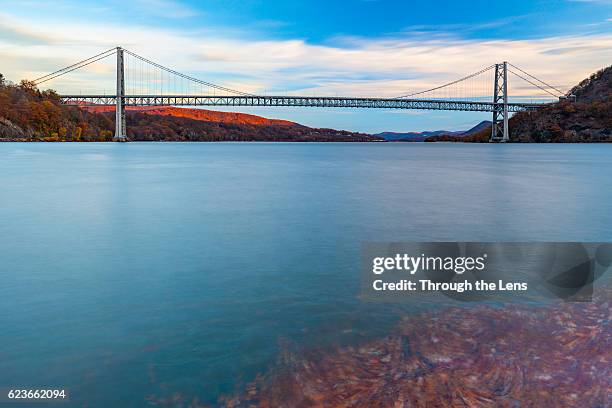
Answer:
[
  {"left": 33, "top": 52, "right": 118, "bottom": 86},
  {"left": 395, "top": 64, "right": 496, "bottom": 99},
  {"left": 123, "top": 49, "right": 253, "bottom": 96},
  {"left": 507, "top": 68, "right": 561, "bottom": 98},
  {"left": 33, "top": 52, "right": 117, "bottom": 86},
  {"left": 507, "top": 63, "right": 564, "bottom": 97},
  {"left": 32, "top": 48, "right": 117, "bottom": 85}
]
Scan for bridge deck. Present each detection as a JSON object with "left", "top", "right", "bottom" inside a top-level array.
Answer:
[{"left": 60, "top": 95, "right": 544, "bottom": 113}]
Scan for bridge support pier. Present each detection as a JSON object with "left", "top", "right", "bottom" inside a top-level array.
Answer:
[
  {"left": 490, "top": 62, "right": 509, "bottom": 143},
  {"left": 113, "top": 47, "right": 127, "bottom": 142}
]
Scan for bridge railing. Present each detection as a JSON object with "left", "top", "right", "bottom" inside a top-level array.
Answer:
[{"left": 61, "top": 95, "right": 543, "bottom": 113}]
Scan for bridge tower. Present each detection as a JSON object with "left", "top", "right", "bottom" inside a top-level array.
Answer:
[
  {"left": 490, "top": 62, "right": 509, "bottom": 142},
  {"left": 113, "top": 47, "right": 127, "bottom": 142}
]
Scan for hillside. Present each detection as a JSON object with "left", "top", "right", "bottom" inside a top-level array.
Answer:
[
  {"left": 0, "top": 76, "right": 381, "bottom": 142},
  {"left": 0, "top": 78, "right": 114, "bottom": 141},
  {"left": 122, "top": 110, "right": 378, "bottom": 142},
  {"left": 510, "top": 65, "right": 612, "bottom": 142},
  {"left": 426, "top": 65, "right": 612, "bottom": 143},
  {"left": 84, "top": 106, "right": 296, "bottom": 127}
]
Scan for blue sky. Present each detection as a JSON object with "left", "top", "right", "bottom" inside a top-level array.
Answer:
[
  {"left": 1, "top": 0, "right": 611, "bottom": 132},
  {"left": 155, "top": 0, "right": 612, "bottom": 41}
]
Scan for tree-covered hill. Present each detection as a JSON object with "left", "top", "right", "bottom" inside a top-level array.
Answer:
[
  {"left": 0, "top": 77, "right": 114, "bottom": 141},
  {"left": 0, "top": 75, "right": 381, "bottom": 142}
]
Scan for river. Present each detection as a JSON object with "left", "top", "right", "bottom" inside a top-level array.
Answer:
[{"left": 1, "top": 142, "right": 611, "bottom": 406}]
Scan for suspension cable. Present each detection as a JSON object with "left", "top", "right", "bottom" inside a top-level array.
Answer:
[
  {"left": 33, "top": 52, "right": 118, "bottom": 85},
  {"left": 123, "top": 49, "right": 252, "bottom": 96},
  {"left": 395, "top": 64, "right": 496, "bottom": 99},
  {"left": 31, "top": 47, "right": 565, "bottom": 102},
  {"left": 507, "top": 68, "right": 560, "bottom": 98},
  {"left": 32, "top": 48, "right": 117, "bottom": 84},
  {"left": 507, "top": 62, "right": 564, "bottom": 96}
]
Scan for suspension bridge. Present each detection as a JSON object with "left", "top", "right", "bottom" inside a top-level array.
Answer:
[{"left": 32, "top": 47, "right": 568, "bottom": 143}]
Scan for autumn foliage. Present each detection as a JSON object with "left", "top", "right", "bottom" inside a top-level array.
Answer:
[
  {"left": 0, "top": 76, "right": 114, "bottom": 141},
  {"left": 0, "top": 75, "right": 380, "bottom": 142}
]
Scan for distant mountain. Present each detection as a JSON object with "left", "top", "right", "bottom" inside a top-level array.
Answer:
[
  {"left": 375, "top": 130, "right": 457, "bottom": 142},
  {"left": 375, "top": 120, "right": 491, "bottom": 142},
  {"left": 462, "top": 120, "right": 492, "bottom": 135}
]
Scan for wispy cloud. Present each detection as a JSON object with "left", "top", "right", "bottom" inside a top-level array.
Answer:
[
  {"left": 400, "top": 14, "right": 533, "bottom": 36},
  {"left": 0, "top": 12, "right": 56, "bottom": 45}
]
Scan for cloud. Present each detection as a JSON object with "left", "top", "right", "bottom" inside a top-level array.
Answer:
[
  {"left": 0, "top": 10, "right": 611, "bottom": 100},
  {"left": 0, "top": 13, "right": 56, "bottom": 45},
  {"left": 540, "top": 44, "right": 612, "bottom": 55},
  {"left": 400, "top": 14, "right": 532, "bottom": 35}
]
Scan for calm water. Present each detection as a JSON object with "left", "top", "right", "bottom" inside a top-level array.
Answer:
[{"left": 1, "top": 142, "right": 611, "bottom": 406}]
